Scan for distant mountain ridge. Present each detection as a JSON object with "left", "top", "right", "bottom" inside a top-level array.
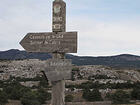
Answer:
[{"left": 0, "top": 49, "right": 140, "bottom": 69}]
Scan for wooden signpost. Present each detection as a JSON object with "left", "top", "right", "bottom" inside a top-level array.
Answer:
[{"left": 20, "top": 0, "right": 78, "bottom": 105}]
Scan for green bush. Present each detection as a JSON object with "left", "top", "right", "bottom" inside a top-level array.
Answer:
[
  {"left": 131, "top": 88, "right": 140, "bottom": 100},
  {"left": 65, "top": 95, "right": 74, "bottom": 102},
  {"left": 82, "top": 88, "right": 90, "bottom": 100},
  {"left": 0, "top": 90, "right": 8, "bottom": 105},
  {"left": 111, "top": 90, "right": 130, "bottom": 104},
  {"left": 3, "top": 81, "right": 31, "bottom": 100},
  {"left": 105, "top": 93, "right": 112, "bottom": 101},
  {"left": 82, "top": 89, "right": 103, "bottom": 102},
  {"left": 72, "top": 67, "right": 79, "bottom": 72},
  {"left": 21, "top": 88, "right": 51, "bottom": 105},
  {"left": 37, "top": 88, "right": 51, "bottom": 104},
  {"left": 21, "top": 91, "right": 41, "bottom": 105}
]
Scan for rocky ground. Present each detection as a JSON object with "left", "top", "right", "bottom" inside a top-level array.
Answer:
[
  {"left": 1, "top": 59, "right": 140, "bottom": 104},
  {"left": 0, "top": 60, "right": 140, "bottom": 83}
]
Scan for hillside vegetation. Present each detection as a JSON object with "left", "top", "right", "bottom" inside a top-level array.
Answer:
[{"left": 0, "top": 49, "right": 140, "bottom": 69}]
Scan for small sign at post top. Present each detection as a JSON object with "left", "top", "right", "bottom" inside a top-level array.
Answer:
[
  {"left": 20, "top": 32, "right": 77, "bottom": 53},
  {"left": 53, "top": 0, "right": 66, "bottom": 32}
]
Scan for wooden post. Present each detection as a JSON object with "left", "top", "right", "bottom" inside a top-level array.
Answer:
[
  {"left": 51, "top": 0, "right": 66, "bottom": 105},
  {"left": 51, "top": 80, "right": 65, "bottom": 105},
  {"left": 51, "top": 53, "right": 65, "bottom": 105}
]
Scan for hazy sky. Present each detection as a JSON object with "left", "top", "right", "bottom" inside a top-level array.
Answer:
[{"left": 0, "top": 0, "right": 140, "bottom": 56}]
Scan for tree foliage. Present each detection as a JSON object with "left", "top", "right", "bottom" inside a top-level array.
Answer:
[
  {"left": 21, "top": 88, "right": 51, "bottom": 105},
  {"left": 66, "top": 81, "right": 140, "bottom": 90},
  {"left": 3, "top": 81, "right": 30, "bottom": 100},
  {"left": 111, "top": 90, "right": 130, "bottom": 104},
  {"left": 65, "top": 95, "right": 74, "bottom": 102},
  {"left": 131, "top": 88, "right": 140, "bottom": 100},
  {"left": 82, "top": 89, "right": 103, "bottom": 102},
  {"left": 1, "top": 77, "right": 51, "bottom": 104},
  {"left": 21, "top": 91, "right": 41, "bottom": 105},
  {"left": 37, "top": 88, "right": 51, "bottom": 104},
  {"left": 0, "top": 90, "right": 8, "bottom": 105}
]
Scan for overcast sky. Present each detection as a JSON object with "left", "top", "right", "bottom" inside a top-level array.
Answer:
[{"left": 0, "top": 0, "right": 140, "bottom": 56}]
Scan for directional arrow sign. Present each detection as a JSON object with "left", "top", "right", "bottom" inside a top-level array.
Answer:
[
  {"left": 20, "top": 32, "right": 77, "bottom": 53},
  {"left": 44, "top": 59, "right": 72, "bottom": 82}
]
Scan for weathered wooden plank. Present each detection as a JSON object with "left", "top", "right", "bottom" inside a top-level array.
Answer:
[
  {"left": 20, "top": 32, "right": 77, "bottom": 53},
  {"left": 44, "top": 59, "right": 72, "bottom": 82}
]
